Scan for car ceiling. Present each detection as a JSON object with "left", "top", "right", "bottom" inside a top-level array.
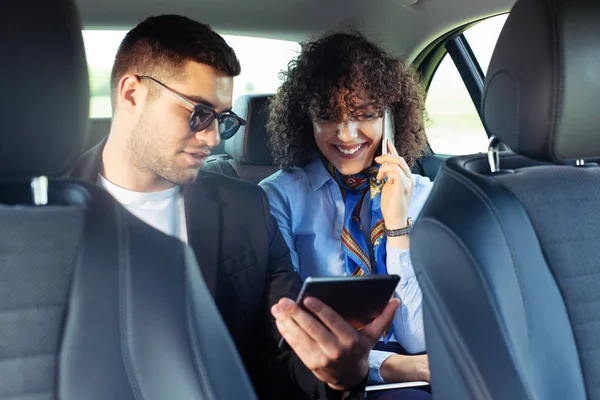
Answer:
[{"left": 76, "top": 0, "right": 516, "bottom": 61}]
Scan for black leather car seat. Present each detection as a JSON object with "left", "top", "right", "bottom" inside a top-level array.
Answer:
[
  {"left": 411, "top": 0, "right": 600, "bottom": 399},
  {"left": 0, "top": 1, "right": 257, "bottom": 399}
]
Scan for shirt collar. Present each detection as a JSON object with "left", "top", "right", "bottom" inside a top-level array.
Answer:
[
  {"left": 305, "top": 154, "right": 334, "bottom": 192},
  {"left": 97, "top": 173, "right": 180, "bottom": 206}
]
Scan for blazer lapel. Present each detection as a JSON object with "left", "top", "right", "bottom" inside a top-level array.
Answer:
[
  {"left": 69, "top": 137, "right": 107, "bottom": 182},
  {"left": 183, "top": 175, "right": 220, "bottom": 297}
]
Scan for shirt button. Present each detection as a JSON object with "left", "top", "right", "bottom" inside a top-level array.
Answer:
[{"left": 402, "top": 261, "right": 409, "bottom": 268}]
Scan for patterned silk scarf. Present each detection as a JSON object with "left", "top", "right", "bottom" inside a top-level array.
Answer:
[
  {"left": 325, "top": 160, "right": 388, "bottom": 277},
  {"left": 325, "top": 159, "right": 395, "bottom": 343}
]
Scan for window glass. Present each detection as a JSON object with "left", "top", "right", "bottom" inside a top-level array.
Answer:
[
  {"left": 82, "top": 30, "right": 300, "bottom": 118},
  {"left": 464, "top": 14, "right": 509, "bottom": 74},
  {"left": 425, "top": 14, "right": 508, "bottom": 155},
  {"left": 426, "top": 55, "right": 488, "bottom": 155}
]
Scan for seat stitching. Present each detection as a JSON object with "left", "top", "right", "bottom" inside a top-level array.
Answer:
[
  {"left": 117, "top": 206, "right": 145, "bottom": 400},
  {"left": 415, "top": 218, "right": 494, "bottom": 399},
  {"left": 0, "top": 389, "right": 54, "bottom": 399},
  {"left": 443, "top": 166, "right": 535, "bottom": 398},
  {"left": 184, "top": 246, "right": 216, "bottom": 400},
  {"left": 0, "top": 352, "right": 55, "bottom": 363},
  {"left": 0, "top": 304, "right": 63, "bottom": 314}
]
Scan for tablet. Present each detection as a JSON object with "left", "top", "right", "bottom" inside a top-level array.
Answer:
[
  {"left": 365, "top": 381, "right": 429, "bottom": 392},
  {"left": 279, "top": 275, "right": 400, "bottom": 349}
]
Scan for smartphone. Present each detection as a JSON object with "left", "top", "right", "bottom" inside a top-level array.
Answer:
[
  {"left": 381, "top": 108, "right": 395, "bottom": 156},
  {"left": 278, "top": 275, "right": 400, "bottom": 349}
]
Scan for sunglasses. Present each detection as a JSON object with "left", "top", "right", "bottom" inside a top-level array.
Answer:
[{"left": 137, "top": 75, "right": 246, "bottom": 140}]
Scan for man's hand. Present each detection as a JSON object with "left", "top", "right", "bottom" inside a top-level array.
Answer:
[
  {"left": 272, "top": 296, "right": 400, "bottom": 391},
  {"left": 380, "top": 354, "right": 430, "bottom": 383}
]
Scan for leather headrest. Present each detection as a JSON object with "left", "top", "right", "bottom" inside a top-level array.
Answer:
[
  {"left": 482, "top": 0, "right": 600, "bottom": 162},
  {"left": 225, "top": 94, "right": 274, "bottom": 165},
  {"left": 0, "top": 0, "right": 89, "bottom": 178}
]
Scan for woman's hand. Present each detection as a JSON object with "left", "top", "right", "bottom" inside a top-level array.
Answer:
[
  {"left": 380, "top": 354, "right": 430, "bottom": 383},
  {"left": 375, "top": 140, "right": 415, "bottom": 249}
]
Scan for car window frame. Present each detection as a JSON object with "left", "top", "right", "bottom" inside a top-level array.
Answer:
[{"left": 414, "top": 13, "right": 509, "bottom": 155}]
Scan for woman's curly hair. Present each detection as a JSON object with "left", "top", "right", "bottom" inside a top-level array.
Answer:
[{"left": 267, "top": 30, "right": 427, "bottom": 170}]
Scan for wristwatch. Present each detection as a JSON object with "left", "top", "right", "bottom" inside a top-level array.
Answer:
[{"left": 385, "top": 217, "right": 413, "bottom": 237}]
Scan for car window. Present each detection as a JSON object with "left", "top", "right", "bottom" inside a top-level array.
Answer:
[
  {"left": 425, "top": 14, "right": 508, "bottom": 155},
  {"left": 425, "top": 54, "right": 488, "bottom": 155},
  {"left": 464, "top": 14, "right": 509, "bottom": 74},
  {"left": 83, "top": 30, "right": 300, "bottom": 118}
]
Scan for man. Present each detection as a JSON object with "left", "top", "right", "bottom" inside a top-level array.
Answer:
[{"left": 71, "top": 15, "right": 399, "bottom": 400}]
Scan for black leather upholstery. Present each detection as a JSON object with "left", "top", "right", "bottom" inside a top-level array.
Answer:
[
  {"left": 412, "top": 156, "right": 588, "bottom": 400},
  {"left": 0, "top": 1, "right": 257, "bottom": 399},
  {"left": 411, "top": 0, "right": 600, "bottom": 399},
  {"left": 483, "top": 0, "right": 600, "bottom": 162},
  {"left": 59, "top": 183, "right": 257, "bottom": 400},
  {"left": 0, "top": 0, "right": 89, "bottom": 178},
  {"left": 203, "top": 94, "right": 279, "bottom": 183},
  {"left": 226, "top": 94, "right": 274, "bottom": 165}
]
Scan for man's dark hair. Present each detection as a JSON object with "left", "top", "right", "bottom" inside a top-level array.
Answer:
[
  {"left": 267, "top": 30, "right": 427, "bottom": 170},
  {"left": 110, "top": 15, "right": 241, "bottom": 106}
]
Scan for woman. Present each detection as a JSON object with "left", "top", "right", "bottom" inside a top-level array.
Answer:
[{"left": 260, "top": 31, "right": 433, "bottom": 396}]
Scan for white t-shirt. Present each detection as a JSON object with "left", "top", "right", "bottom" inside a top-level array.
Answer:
[{"left": 98, "top": 174, "right": 188, "bottom": 243}]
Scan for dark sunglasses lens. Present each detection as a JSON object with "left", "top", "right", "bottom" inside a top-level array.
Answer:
[
  {"left": 219, "top": 117, "right": 242, "bottom": 140},
  {"left": 189, "top": 108, "right": 215, "bottom": 131}
]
